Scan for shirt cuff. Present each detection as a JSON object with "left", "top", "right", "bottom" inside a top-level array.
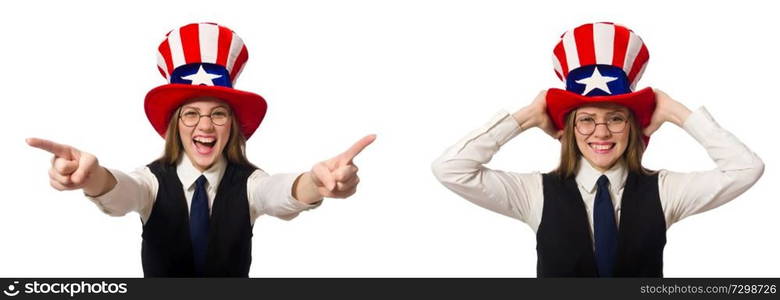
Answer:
[
  {"left": 455, "top": 110, "right": 523, "bottom": 152},
  {"left": 84, "top": 168, "right": 134, "bottom": 216},
  {"left": 277, "top": 173, "right": 321, "bottom": 220},
  {"left": 489, "top": 110, "right": 525, "bottom": 146}
]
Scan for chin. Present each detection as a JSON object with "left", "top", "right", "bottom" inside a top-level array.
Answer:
[
  {"left": 592, "top": 158, "right": 619, "bottom": 170},
  {"left": 193, "top": 156, "right": 217, "bottom": 170},
  {"left": 184, "top": 146, "right": 223, "bottom": 171}
]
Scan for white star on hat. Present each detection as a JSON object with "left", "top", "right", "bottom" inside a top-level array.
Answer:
[
  {"left": 181, "top": 65, "right": 223, "bottom": 86},
  {"left": 575, "top": 67, "right": 618, "bottom": 95}
]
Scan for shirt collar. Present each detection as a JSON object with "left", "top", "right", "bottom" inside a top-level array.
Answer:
[
  {"left": 177, "top": 153, "right": 227, "bottom": 192},
  {"left": 575, "top": 156, "right": 627, "bottom": 194}
]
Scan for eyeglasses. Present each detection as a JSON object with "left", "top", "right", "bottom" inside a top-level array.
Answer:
[
  {"left": 179, "top": 107, "right": 231, "bottom": 127},
  {"left": 574, "top": 114, "right": 628, "bottom": 135}
]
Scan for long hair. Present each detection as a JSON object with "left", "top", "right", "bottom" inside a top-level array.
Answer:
[
  {"left": 159, "top": 105, "right": 256, "bottom": 168},
  {"left": 552, "top": 108, "right": 653, "bottom": 178}
]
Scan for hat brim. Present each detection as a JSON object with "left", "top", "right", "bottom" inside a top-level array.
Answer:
[
  {"left": 145, "top": 84, "right": 267, "bottom": 139},
  {"left": 546, "top": 87, "right": 656, "bottom": 144}
]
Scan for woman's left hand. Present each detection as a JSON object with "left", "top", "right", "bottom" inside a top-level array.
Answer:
[
  {"left": 643, "top": 89, "right": 693, "bottom": 137},
  {"left": 293, "top": 135, "right": 376, "bottom": 204}
]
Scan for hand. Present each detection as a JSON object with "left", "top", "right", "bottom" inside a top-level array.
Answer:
[
  {"left": 643, "top": 89, "right": 692, "bottom": 137},
  {"left": 309, "top": 134, "right": 376, "bottom": 199},
  {"left": 26, "top": 137, "right": 113, "bottom": 196},
  {"left": 513, "top": 90, "right": 563, "bottom": 139}
]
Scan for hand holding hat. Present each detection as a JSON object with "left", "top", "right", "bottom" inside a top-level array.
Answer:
[
  {"left": 513, "top": 90, "right": 564, "bottom": 140},
  {"left": 643, "top": 89, "right": 692, "bottom": 137}
]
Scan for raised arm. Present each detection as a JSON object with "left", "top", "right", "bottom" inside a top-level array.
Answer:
[
  {"left": 645, "top": 90, "right": 765, "bottom": 225},
  {"left": 431, "top": 91, "right": 561, "bottom": 224}
]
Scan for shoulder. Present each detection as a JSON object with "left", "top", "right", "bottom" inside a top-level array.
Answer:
[{"left": 146, "top": 158, "right": 176, "bottom": 174}]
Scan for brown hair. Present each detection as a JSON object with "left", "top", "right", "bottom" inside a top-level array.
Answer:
[
  {"left": 552, "top": 106, "right": 654, "bottom": 178},
  {"left": 159, "top": 104, "right": 256, "bottom": 169}
]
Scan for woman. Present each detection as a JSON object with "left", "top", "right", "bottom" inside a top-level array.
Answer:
[
  {"left": 431, "top": 23, "right": 764, "bottom": 277},
  {"left": 27, "top": 23, "right": 375, "bottom": 277}
]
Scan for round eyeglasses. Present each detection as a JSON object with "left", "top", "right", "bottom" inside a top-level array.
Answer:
[
  {"left": 179, "top": 108, "right": 231, "bottom": 127},
  {"left": 574, "top": 115, "right": 628, "bottom": 135}
]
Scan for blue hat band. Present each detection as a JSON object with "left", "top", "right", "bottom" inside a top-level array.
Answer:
[
  {"left": 565, "top": 65, "right": 631, "bottom": 97},
  {"left": 170, "top": 63, "right": 233, "bottom": 88}
]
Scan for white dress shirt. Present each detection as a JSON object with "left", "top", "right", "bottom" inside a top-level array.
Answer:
[
  {"left": 432, "top": 107, "right": 764, "bottom": 235},
  {"left": 86, "top": 154, "right": 318, "bottom": 224}
]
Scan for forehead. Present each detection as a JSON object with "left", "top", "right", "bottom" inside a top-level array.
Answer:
[
  {"left": 181, "top": 97, "right": 230, "bottom": 110},
  {"left": 575, "top": 104, "right": 629, "bottom": 115}
]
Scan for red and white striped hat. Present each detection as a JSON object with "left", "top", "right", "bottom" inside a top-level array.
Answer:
[
  {"left": 545, "top": 22, "right": 656, "bottom": 143},
  {"left": 144, "top": 22, "right": 267, "bottom": 140}
]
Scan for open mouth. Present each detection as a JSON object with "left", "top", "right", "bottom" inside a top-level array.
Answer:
[
  {"left": 193, "top": 136, "right": 217, "bottom": 155},
  {"left": 588, "top": 142, "right": 615, "bottom": 154}
]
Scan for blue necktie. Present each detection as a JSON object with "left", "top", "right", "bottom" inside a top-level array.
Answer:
[
  {"left": 594, "top": 175, "right": 617, "bottom": 277},
  {"left": 190, "top": 175, "right": 209, "bottom": 276}
]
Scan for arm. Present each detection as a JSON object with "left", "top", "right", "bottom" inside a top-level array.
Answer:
[
  {"left": 249, "top": 135, "right": 377, "bottom": 221},
  {"left": 26, "top": 138, "right": 116, "bottom": 197},
  {"left": 26, "top": 137, "right": 155, "bottom": 218},
  {"left": 431, "top": 91, "right": 560, "bottom": 224},
  {"left": 248, "top": 170, "right": 318, "bottom": 221},
  {"left": 647, "top": 90, "right": 765, "bottom": 225},
  {"left": 293, "top": 134, "right": 376, "bottom": 204},
  {"left": 26, "top": 137, "right": 156, "bottom": 219}
]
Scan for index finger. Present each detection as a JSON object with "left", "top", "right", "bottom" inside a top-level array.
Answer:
[
  {"left": 341, "top": 134, "right": 376, "bottom": 163},
  {"left": 26, "top": 137, "right": 74, "bottom": 159}
]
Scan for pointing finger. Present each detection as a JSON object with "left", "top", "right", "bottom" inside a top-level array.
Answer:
[
  {"left": 27, "top": 138, "right": 74, "bottom": 160},
  {"left": 312, "top": 163, "right": 336, "bottom": 191},
  {"left": 341, "top": 134, "right": 376, "bottom": 164}
]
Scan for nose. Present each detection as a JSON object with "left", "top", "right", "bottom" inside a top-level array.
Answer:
[
  {"left": 592, "top": 123, "right": 611, "bottom": 138},
  {"left": 196, "top": 115, "right": 215, "bottom": 131}
]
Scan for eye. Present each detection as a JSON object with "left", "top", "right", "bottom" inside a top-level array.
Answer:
[
  {"left": 577, "top": 116, "right": 595, "bottom": 123},
  {"left": 182, "top": 110, "right": 199, "bottom": 118},
  {"left": 608, "top": 115, "right": 626, "bottom": 123},
  {"left": 211, "top": 109, "right": 229, "bottom": 118}
]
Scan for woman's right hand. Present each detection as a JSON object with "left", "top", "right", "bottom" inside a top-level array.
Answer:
[
  {"left": 26, "top": 137, "right": 115, "bottom": 196},
  {"left": 512, "top": 90, "right": 563, "bottom": 139}
]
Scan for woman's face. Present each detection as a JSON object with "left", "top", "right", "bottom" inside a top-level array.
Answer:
[
  {"left": 573, "top": 105, "right": 631, "bottom": 172},
  {"left": 178, "top": 98, "right": 232, "bottom": 172}
]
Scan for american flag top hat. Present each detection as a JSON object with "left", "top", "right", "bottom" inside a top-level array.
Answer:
[
  {"left": 144, "top": 22, "right": 267, "bottom": 139},
  {"left": 545, "top": 22, "right": 656, "bottom": 144}
]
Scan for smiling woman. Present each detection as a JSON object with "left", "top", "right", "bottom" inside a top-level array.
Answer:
[
  {"left": 161, "top": 98, "right": 254, "bottom": 171},
  {"left": 554, "top": 104, "right": 650, "bottom": 178},
  {"left": 431, "top": 22, "right": 764, "bottom": 277},
  {"left": 26, "top": 22, "right": 376, "bottom": 278}
]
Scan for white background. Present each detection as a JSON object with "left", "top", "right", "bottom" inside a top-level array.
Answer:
[{"left": 1, "top": 0, "right": 777, "bottom": 277}]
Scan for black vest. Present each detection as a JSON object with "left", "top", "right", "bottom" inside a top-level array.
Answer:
[
  {"left": 536, "top": 171, "right": 666, "bottom": 277},
  {"left": 141, "top": 160, "right": 255, "bottom": 277}
]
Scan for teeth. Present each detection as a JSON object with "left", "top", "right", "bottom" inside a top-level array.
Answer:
[
  {"left": 591, "top": 143, "right": 613, "bottom": 150},
  {"left": 194, "top": 137, "right": 215, "bottom": 143}
]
